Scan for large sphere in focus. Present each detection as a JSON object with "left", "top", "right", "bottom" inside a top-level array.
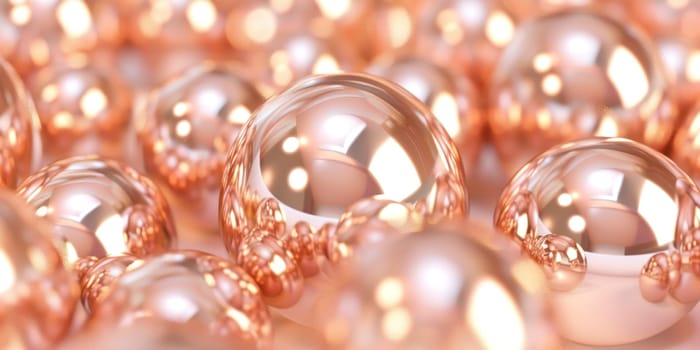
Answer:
[
  {"left": 494, "top": 138, "right": 700, "bottom": 345},
  {"left": 17, "top": 156, "right": 176, "bottom": 267},
  {"left": 489, "top": 10, "right": 676, "bottom": 175},
  {"left": 314, "top": 220, "right": 559, "bottom": 349},
  {"left": 0, "top": 190, "right": 77, "bottom": 349}
]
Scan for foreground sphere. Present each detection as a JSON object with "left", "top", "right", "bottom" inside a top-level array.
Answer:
[
  {"left": 28, "top": 61, "right": 132, "bottom": 164},
  {"left": 0, "top": 57, "right": 42, "bottom": 186},
  {"left": 59, "top": 318, "right": 253, "bottom": 350},
  {"left": 138, "top": 62, "right": 265, "bottom": 231},
  {"left": 494, "top": 138, "right": 700, "bottom": 345},
  {"left": 315, "top": 221, "right": 559, "bottom": 349},
  {"left": 0, "top": 190, "right": 77, "bottom": 349},
  {"left": 220, "top": 73, "right": 467, "bottom": 307},
  {"left": 87, "top": 250, "right": 272, "bottom": 348},
  {"left": 368, "top": 53, "right": 484, "bottom": 172},
  {"left": 17, "top": 156, "right": 176, "bottom": 267},
  {"left": 489, "top": 11, "right": 676, "bottom": 175}
]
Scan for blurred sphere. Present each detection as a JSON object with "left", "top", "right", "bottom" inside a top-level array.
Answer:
[
  {"left": 489, "top": 10, "right": 676, "bottom": 175},
  {"left": 655, "top": 35, "right": 700, "bottom": 113},
  {"left": 673, "top": 104, "right": 700, "bottom": 181},
  {"left": 629, "top": 0, "right": 700, "bottom": 41},
  {"left": 0, "top": 190, "right": 77, "bottom": 349},
  {"left": 506, "top": 0, "right": 629, "bottom": 21},
  {"left": 414, "top": 0, "right": 520, "bottom": 87},
  {"left": 220, "top": 74, "right": 467, "bottom": 307},
  {"left": 0, "top": 57, "right": 41, "bottom": 187},
  {"left": 0, "top": 0, "right": 123, "bottom": 76},
  {"left": 138, "top": 62, "right": 265, "bottom": 232},
  {"left": 121, "top": 0, "right": 229, "bottom": 49},
  {"left": 494, "top": 138, "right": 700, "bottom": 345},
  {"left": 58, "top": 318, "right": 253, "bottom": 350},
  {"left": 361, "top": 0, "right": 422, "bottom": 59},
  {"left": 314, "top": 220, "right": 559, "bottom": 349},
  {"left": 17, "top": 156, "right": 176, "bottom": 267},
  {"left": 248, "top": 31, "right": 364, "bottom": 95},
  {"left": 368, "top": 53, "right": 484, "bottom": 172},
  {"left": 88, "top": 250, "right": 272, "bottom": 348},
  {"left": 27, "top": 61, "right": 132, "bottom": 164}
]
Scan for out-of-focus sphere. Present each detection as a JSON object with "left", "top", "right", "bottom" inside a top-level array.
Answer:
[
  {"left": 17, "top": 156, "right": 176, "bottom": 267},
  {"left": 655, "top": 35, "right": 700, "bottom": 112},
  {"left": 361, "top": 0, "right": 422, "bottom": 59},
  {"left": 58, "top": 318, "right": 254, "bottom": 350},
  {"left": 673, "top": 104, "right": 700, "bottom": 181},
  {"left": 138, "top": 62, "right": 265, "bottom": 232},
  {"left": 249, "top": 32, "right": 364, "bottom": 95},
  {"left": 494, "top": 138, "right": 700, "bottom": 345},
  {"left": 368, "top": 54, "right": 483, "bottom": 172},
  {"left": 88, "top": 251, "right": 272, "bottom": 348},
  {"left": 0, "top": 57, "right": 41, "bottom": 187},
  {"left": 220, "top": 73, "right": 467, "bottom": 307},
  {"left": 629, "top": 0, "right": 700, "bottom": 41},
  {"left": 0, "top": 190, "right": 77, "bottom": 349},
  {"left": 0, "top": 0, "right": 123, "bottom": 76},
  {"left": 27, "top": 62, "right": 131, "bottom": 164},
  {"left": 505, "top": 0, "right": 629, "bottom": 22},
  {"left": 315, "top": 221, "right": 559, "bottom": 349},
  {"left": 489, "top": 11, "right": 676, "bottom": 175},
  {"left": 414, "top": 0, "right": 520, "bottom": 87},
  {"left": 121, "top": 0, "right": 229, "bottom": 48}
]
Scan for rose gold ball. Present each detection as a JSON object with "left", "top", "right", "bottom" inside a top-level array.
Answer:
[
  {"left": 220, "top": 73, "right": 468, "bottom": 308},
  {"left": 368, "top": 53, "right": 484, "bottom": 172},
  {"left": 655, "top": 35, "right": 700, "bottom": 113},
  {"left": 489, "top": 10, "right": 677, "bottom": 176},
  {"left": 87, "top": 250, "right": 272, "bottom": 348},
  {"left": 0, "top": 57, "right": 41, "bottom": 187},
  {"left": 673, "top": 104, "right": 700, "bottom": 181},
  {"left": 17, "top": 156, "right": 177, "bottom": 268},
  {"left": 27, "top": 61, "right": 132, "bottom": 164},
  {"left": 121, "top": 0, "right": 229, "bottom": 49},
  {"left": 629, "top": 0, "right": 700, "bottom": 41},
  {"left": 414, "top": 0, "right": 520, "bottom": 87},
  {"left": 248, "top": 31, "right": 364, "bottom": 95},
  {"left": 58, "top": 318, "right": 255, "bottom": 350},
  {"left": 0, "top": 190, "right": 78, "bottom": 349},
  {"left": 314, "top": 220, "right": 559, "bottom": 349},
  {"left": 0, "top": 0, "right": 123, "bottom": 76},
  {"left": 138, "top": 62, "right": 265, "bottom": 232},
  {"left": 494, "top": 138, "right": 700, "bottom": 345}
]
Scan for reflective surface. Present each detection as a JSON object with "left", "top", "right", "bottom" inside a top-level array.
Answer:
[
  {"left": 415, "top": 0, "right": 519, "bottom": 86},
  {"left": 87, "top": 250, "right": 272, "bottom": 348},
  {"left": 314, "top": 220, "right": 559, "bottom": 349},
  {"left": 655, "top": 35, "right": 700, "bottom": 112},
  {"left": 0, "top": 57, "right": 41, "bottom": 186},
  {"left": 0, "top": 0, "right": 123, "bottom": 76},
  {"left": 220, "top": 73, "right": 467, "bottom": 307},
  {"left": 138, "top": 62, "right": 265, "bottom": 231},
  {"left": 368, "top": 53, "right": 484, "bottom": 171},
  {"left": 494, "top": 138, "right": 700, "bottom": 344},
  {"left": 28, "top": 61, "right": 131, "bottom": 164},
  {"left": 673, "top": 105, "right": 700, "bottom": 182},
  {"left": 489, "top": 10, "right": 676, "bottom": 175},
  {"left": 0, "top": 190, "right": 77, "bottom": 349},
  {"left": 59, "top": 317, "right": 255, "bottom": 350},
  {"left": 17, "top": 156, "right": 176, "bottom": 267},
  {"left": 79, "top": 255, "right": 141, "bottom": 313}
]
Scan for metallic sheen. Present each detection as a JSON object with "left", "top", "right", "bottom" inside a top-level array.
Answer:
[
  {"left": 138, "top": 62, "right": 265, "bottom": 231},
  {"left": 17, "top": 156, "right": 177, "bottom": 267},
  {"left": 489, "top": 10, "right": 676, "bottom": 175},
  {"left": 314, "top": 220, "right": 559, "bottom": 349},
  {"left": 87, "top": 250, "right": 272, "bottom": 348},
  {"left": 220, "top": 73, "right": 467, "bottom": 308},
  {"left": 0, "top": 190, "right": 77, "bottom": 349},
  {"left": 494, "top": 138, "right": 700, "bottom": 345}
]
